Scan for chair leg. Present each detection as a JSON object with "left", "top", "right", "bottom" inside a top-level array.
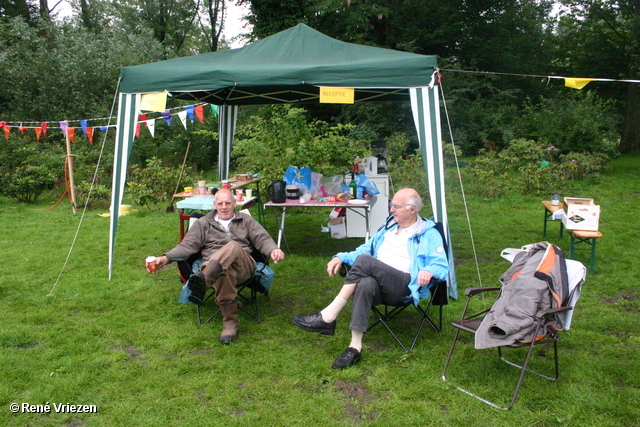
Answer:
[
  {"left": 498, "top": 340, "right": 560, "bottom": 410},
  {"left": 371, "top": 306, "right": 409, "bottom": 352}
]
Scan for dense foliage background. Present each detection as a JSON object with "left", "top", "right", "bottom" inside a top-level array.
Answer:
[{"left": 0, "top": 0, "right": 638, "bottom": 204}]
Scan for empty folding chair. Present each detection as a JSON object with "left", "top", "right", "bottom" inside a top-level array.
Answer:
[{"left": 442, "top": 243, "right": 586, "bottom": 410}]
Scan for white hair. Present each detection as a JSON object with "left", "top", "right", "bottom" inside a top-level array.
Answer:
[{"left": 405, "top": 192, "right": 423, "bottom": 213}]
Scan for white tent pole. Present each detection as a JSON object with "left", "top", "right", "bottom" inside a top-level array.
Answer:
[
  {"left": 218, "top": 105, "right": 239, "bottom": 181},
  {"left": 410, "top": 85, "right": 457, "bottom": 299},
  {"left": 109, "top": 93, "right": 140, "bottom": 280}
]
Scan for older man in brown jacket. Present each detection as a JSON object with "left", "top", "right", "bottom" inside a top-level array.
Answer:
[{"left": 154, "top": 188, "right": 284, "bottom": 344}]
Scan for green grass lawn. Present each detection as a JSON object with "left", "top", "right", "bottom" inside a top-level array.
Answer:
[{"left": 1, "top": 155, "right": 639, "bottom": 426}]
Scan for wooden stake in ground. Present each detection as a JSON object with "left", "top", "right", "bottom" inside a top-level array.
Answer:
[
  {"left": 64, "top": 120, "right": 77, "bottom": 214},
  {"left": 167, "top": 140, "right": 192, "bottom": 213}
]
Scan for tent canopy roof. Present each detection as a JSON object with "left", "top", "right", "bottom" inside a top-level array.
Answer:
[{"left": 119, "top": 24, "right": 438, "bottom": 105}]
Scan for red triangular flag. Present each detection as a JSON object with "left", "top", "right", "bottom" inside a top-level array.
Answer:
[
  {"left": 41, "top": 122, "right": 48, "bottom": 138},
  {"left": 194, "top": 105, "right": 204, "bottom": 123},
  {"left": 35, "top": 127, "right": 42, "bottom": 142},
  {"left": 4, "top": 126, "right": 10, "bottom": 140},
  {"left": 86, "top": 127, "right": 94, "bottom": 143},
  {"left": 0, "top": 122, "right": 6, "bottom": 128},
  {"left": 68, "top": 127, "right": 75, "bottom": 143},
  {"left": 19, "top": 126, "right": 26, "bottom": 134}
]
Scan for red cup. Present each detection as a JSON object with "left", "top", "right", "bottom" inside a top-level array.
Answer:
[{"left": 146, "top": 256, "right": 158, "bottom": 273}]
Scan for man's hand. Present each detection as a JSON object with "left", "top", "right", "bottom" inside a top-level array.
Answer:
[
  {"left": 327, "top": 257, "right": 343, "bottom": 277},
  {"left": 270, "top": 248, "right": 285, "bottom": 263},
  {"left": 417, "top": 270, "right": 434, "bottom": 286},
  {"left": 155, "top": 255, "right": 168, "bottom": 268}
]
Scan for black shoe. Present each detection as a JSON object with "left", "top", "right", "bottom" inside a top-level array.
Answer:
[
  {"left": 332, "top": 347, "right": 361, "bottom": 370},
  {"left": 187, "top": 271, "right": 207, "bottom": 305},
  {"left": 292, "top": 312, "right": 336, "bottom": 336}
]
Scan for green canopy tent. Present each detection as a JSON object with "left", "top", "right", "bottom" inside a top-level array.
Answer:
[{"left": 112, "top": 23, "right": 457, "bottom": 299}]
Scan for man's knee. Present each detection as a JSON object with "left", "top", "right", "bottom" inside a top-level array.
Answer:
[
  {"left": 352, "top": 254, "right": 375, "bottom": 268},
  {"left": 353, "top": 277, "right": 378, "bottom": 301}
]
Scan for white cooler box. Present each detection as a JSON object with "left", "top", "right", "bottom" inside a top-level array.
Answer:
[{"left": 561, "top": 197, "right": 600, "bottom": 231}]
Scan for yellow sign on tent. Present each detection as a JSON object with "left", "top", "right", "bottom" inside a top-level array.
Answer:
[
  {"left": 140, "top": 92, "right": 168, "bottom": 112},
  {"left": 319, "top": 87, "right": 355, "bottom": 104},
  {"left": 564, "top": 78, "right": 595, "bottom": 90}
]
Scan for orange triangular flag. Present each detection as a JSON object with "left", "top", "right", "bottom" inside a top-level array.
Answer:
[
  {"left": 565, "top": 78, "right": 595, "bottom": 90},
  {"left": 35, "top": 127, "right": 42, "bottom": 142},
  {"left": 194, "top": 105, "right": 204, "bottom": 123},
  {"left": 4, "top": 126, "right": 10, "bottom": 140},
  {"left": 135, "top": 122, "right": 141, "bottom": 138},
  {"left": 68, "top": 127, "right": 75, "bottom": 143},
  {"left": 86, "top": 127, "right": 94, "bottom": 143},
  {"left": 19, "top": 125, "right": 26, "bottom": 134}
]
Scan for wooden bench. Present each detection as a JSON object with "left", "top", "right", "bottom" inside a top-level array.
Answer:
[
  {"left": 569, "top": 230, "right": 603, "bottom": 274},
  {"left": 541, "top": 200, "right": 566, "bottom": 239}
]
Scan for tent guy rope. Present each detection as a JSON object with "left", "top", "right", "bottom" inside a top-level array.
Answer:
[{"left": 47, "top": 81, "right": 121, "bottom": 297}]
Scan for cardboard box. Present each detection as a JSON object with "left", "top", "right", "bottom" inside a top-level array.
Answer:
[{"left": 562, "top": 197, "right": 600, "bottom": 231}]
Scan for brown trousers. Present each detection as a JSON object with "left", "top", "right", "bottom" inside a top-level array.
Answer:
[{"left": 200, "top": 241, "right": 256, "bottom": 304}]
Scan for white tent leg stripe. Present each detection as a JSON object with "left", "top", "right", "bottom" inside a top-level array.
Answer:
[
  {"left": 218, "top": 105, "right": 239, "bottom": 180},
  {"left": 410, "top": 86, "right": 457, "bottom": 299},
  {"left": 109, "top": 93, "right": 140, "bottom": 279}
]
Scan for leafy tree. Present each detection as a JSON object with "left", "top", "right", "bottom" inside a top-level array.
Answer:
[
  {"left": 0, "top": 0, "right": 37, "bottom": 23},
  {"left": 0, "top": 15, "right": 163, "bottom": 120},
  {"left": 557, "top": 0, "right": 640, "bottom": 152}
]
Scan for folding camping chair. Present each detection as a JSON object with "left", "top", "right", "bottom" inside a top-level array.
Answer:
[
  {"left": 441, "top": 246, "right": 586, "bottom": 410},
  {"left": 368, "top": 278, "right": 447, "bottom": 352},
  {"left": 341, "top": 221, "right": 450, "bottom": 352},
  {"left": 177, "top": 213, "right": 272, "bottom": 326}
]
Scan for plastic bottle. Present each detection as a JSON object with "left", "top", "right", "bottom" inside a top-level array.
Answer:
[{"left": 349, "top": 172, "right": 357, "bottom": 198}]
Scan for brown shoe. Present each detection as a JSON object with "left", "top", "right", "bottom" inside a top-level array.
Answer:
[{"left": 219, "top": 302, "right": 238, "bottom": 344}]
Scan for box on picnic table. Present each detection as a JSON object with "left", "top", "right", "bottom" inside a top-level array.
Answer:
[{"left": 561, "top": 197, "right": 600, "bottom": 231}]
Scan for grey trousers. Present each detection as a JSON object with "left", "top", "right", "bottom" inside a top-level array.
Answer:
[{"left": 345, "top": 254, "right": 411, "bottom": 332}]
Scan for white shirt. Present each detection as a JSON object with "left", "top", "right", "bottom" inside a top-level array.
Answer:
[
  {"left": 214, "top": 213, "right": 235, "bottom": 232},
  {"left": 376, "top": 217, "right": 426, "bottom": 273}
]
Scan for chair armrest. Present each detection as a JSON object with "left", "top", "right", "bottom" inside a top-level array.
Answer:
[
  {"left": 538, "top": 305, "right": 572, "bottom": 318},
  {"left": 464, "top": 286, "right": 501, "bottom": 297}
]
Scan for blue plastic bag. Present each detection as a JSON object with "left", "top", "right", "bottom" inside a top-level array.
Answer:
[
  {"left": 256, "top": 262, "right": 275, "bottom": 293},
  {"left": 283, "top": 166, "right": 312, "bottom": 193},
  {"left": 178, "top": 258, "right": 202, "bottom": 304},
  {"left": 343, "top": 173, "right": 380, "bottom": 198}
]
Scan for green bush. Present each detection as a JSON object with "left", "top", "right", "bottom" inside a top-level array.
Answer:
[
  {"left": 466, "top": 138, "right": 611, "bottom": 197},
  {"left": 0, "top": 165, "right": 57, "bottom": 203},
  {"left": 232, "top": 105, "right": 369, "bottom": 181},
  {"left": 75, "top": 181, "right": 111, "bottom": 209},
  {"left": 126, "top": 157, "right": 193, "bottom": 209}
]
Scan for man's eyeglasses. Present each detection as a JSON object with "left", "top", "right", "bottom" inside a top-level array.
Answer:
[{"left": 390, "top": 203, "right": 410, "bottom": 210}]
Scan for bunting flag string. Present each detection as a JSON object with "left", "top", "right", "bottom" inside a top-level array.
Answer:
[
  {"left": 0, "top": 102, "right": 212, "bottom": 144},
  {"left": 439, "top": 68, "right": 640, "bottom": 90}
]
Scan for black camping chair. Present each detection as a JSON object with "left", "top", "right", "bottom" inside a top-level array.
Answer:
[
  {"left": 177, "top": 214, "right": 271, "bottom": 326},
  {"left": 340, "top": 220, "right": 450, "bottom": 352}
]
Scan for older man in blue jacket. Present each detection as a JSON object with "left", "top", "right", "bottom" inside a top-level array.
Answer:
[{"left": 293, "top": 188, "right": 448, "bottom": 369}]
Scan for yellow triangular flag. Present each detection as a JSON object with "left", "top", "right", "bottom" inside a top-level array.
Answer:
[
  {"left": 565, "top": 78, "right": 595, "bottom": 90},
  {"left": 140, "top": 92, "right": 168, "bottom": 112}
]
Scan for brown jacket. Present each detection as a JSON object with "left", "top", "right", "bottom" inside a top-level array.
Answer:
[{"left": 164, "top": 210, "right": 278, "bottom": 263}]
